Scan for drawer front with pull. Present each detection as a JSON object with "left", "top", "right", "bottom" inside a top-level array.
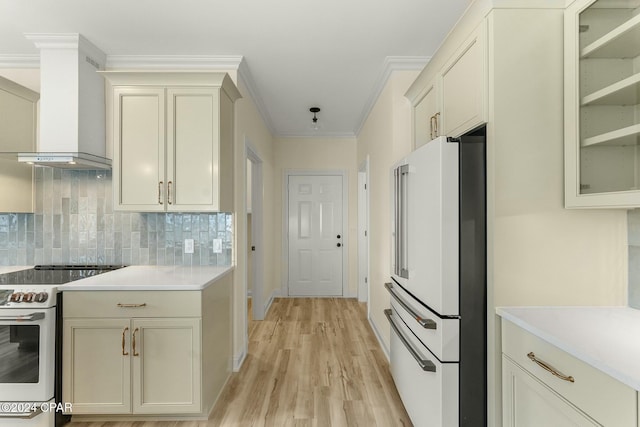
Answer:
[
  {"left": 386, "top": 308, "right": 458, "bottom": 426},
  {"left": 502, "top": 319, "right": 636, "bottom": 426},
  {"left": 386, "top": 281, "right": 459, "bottom": 361},
  {"left": 64, "top": 291, "right": 201, "bottom": 318}
]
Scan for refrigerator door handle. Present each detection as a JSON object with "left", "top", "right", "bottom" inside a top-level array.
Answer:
[
  {"left": 385, "top": 309, "right": 436, "bottom": 372},
  {"left": 385, "top": 282, "right": 437, "bottom": 330}
]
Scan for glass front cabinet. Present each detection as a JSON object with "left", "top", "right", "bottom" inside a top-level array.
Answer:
[{"left": 565, "top": 0, "right": 640, "bottom": 208}]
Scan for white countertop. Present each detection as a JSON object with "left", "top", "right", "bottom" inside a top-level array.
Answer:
[
  {"left": 497, "top": 306, "right": 640, "bottom": 391},
  {"left": 0, "top": 266, "right": 32, "bottom": 274},
  {"left": 60, "top": 265, "right": 234, "bottom": 291}
]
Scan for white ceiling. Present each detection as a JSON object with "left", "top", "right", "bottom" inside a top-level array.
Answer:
[{"left": 0, "top": 0, "right": 470, "bottom": 137}]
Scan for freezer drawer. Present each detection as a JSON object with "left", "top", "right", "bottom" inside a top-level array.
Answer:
[
  {"left": 386, "top": 308, "right": 458, "bottom": 427},
  {"left": 387, "top": 281, "right": 460, "bottom": 362}
]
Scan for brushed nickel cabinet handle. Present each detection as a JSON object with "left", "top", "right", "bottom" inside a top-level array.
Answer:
[
  {"left": 429, "top": 115, "right": 435, "bottom": 140},
  {"left": 132, "top": 327, "right": 139, "bottom": 357},
  {"left": 527, "top": 352, "right": 575, "bottom": 383},
  {"left": 121, "top": 327, "right": 129, "bottom": 356},
  {"left": 168, "top": 181, "right": 173, "bottom": 205},
  {"left": 117, "top": 303, "right": 147, "bottom": 308},
  {"left": 158, "top": 181, "right": 163, "bottom": 205},
  {"left": 434, "top": 112, "right": 440, "bottom": 137}
]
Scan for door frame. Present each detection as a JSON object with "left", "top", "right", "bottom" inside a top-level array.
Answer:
[
  {"left": 358, "top": 157, "right": 370, "bottom": 309},
  {"left": 282, "top": 169, "right": 349, "bottom": 297},
  {"left": 246, "top": 142, "right": 265, "bottom": 321}
]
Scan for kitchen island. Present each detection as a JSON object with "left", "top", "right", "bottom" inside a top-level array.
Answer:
[
  {"left": 60, "top": 265, "right": 233, "bottom": 422},
  {"left": 498, "top": 306, "right": 640, "bottom": 426}
]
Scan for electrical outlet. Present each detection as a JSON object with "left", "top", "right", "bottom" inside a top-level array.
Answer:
[
  {"left": 213, "top": 238, "right": 223, "bottom": 254},
  {"left": 184, "top": 239, "right": 194, "bottom": 254}
]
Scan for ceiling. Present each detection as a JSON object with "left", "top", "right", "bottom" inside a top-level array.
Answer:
[{"left": 0, "top": 0, "right": 470, "bottom": 137}]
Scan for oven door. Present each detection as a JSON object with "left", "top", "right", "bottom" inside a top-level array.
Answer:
[{"left": 0, "top": 307, "right": 55, "bottom": 403}]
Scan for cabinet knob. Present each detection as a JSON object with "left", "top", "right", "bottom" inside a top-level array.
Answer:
[
  {"left": 337, "top": 243, "right": 342, "bottom": 248},
  {"left": 337, "top": 234, "right": 341, "bottom": 239}
]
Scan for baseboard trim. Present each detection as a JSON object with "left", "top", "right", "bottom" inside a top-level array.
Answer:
[
  {"left": 368, "top": 315, "right": 390, "bottom": 362},
  {"left": 264, "top": 290, "right": 277, "bottom": 315},
  {"left": 233, "top": 345, "right": 247, "bottom": 372}
]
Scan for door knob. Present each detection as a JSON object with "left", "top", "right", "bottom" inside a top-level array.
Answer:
[{"left": 337, "top": 243, "right": 342, "bottom": 247}]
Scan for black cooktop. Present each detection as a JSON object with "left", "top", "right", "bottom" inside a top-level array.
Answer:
[{"left": 0, "top": 265, "right": 125, "bottom": 285}]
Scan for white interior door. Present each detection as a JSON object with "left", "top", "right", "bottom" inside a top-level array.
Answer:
[{"left": 288, "top": 174, "right": 343, "bottom": 296}]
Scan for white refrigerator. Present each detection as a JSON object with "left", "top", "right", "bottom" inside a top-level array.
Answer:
[{"left": 387, "top": 128, "right": 487, "bottom": 426}]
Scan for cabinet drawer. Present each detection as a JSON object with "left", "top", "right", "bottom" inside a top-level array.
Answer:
[
  {"left": 388, "top": 282, "right": 459, "bottom": 361},
  {"left": 387, "top": 308, "right": 458, "bottom": 426},
  {"left": 502, "top": 319, "right": 636, "bottom": 426},
  {"left": 64, "top": 291, "right": 201, "bottom": 318}
]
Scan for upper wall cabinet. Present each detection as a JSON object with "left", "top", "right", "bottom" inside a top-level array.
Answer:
[
  {"left": 565, "top": 0, "right": 640, "bottom": 208},
  {"left": 407, "top": 22, "right": 487, "bottom": 149},
  {"left": 0, "top": 76, "right": 38, "bottom": 213},
  {"left": 440, "top": 22, "right": 487, "bottom": 139},
  {"left": 101, "top": 72, "right": 241, "bottom": 212},
  {"left": 414, "top": 79, "right": 440, "bottom": 149}
]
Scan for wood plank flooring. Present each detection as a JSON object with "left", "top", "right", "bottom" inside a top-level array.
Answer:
[{"left": 68, "top": 298, "right": 412, "bottom": 427}]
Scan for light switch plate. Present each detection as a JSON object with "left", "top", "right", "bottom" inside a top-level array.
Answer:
[
  {"left": 184, "top": 239, "right": 194, "bottom": 254},
  {"left": 213, "top": 238, "right": 222, "bottom": 254}
]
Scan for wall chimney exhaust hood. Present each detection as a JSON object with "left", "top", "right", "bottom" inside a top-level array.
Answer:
[{"left": 19, "top": 33, "right": 111, "bottom": 169}]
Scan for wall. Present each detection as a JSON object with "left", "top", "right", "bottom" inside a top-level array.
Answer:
[
  {"left": 628, "top": 209, "right": 640, "bottom": 308},
  {"left": 273, "top": 136, "right": 358, "bottom": 296},
  {"left": 232, "top": 76, "right": 275, "bottom": 367},
  {"left": 356, "top": 70, "right": 418, "bottom": 352},
  {"left": 0, "top": 168, "right": 232, "bottom": 266}
]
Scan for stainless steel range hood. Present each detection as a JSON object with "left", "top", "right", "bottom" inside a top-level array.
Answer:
[
  {"left": 17, "top": 152, "right": 111, "bottom": 169},
  {"left": 18, "top": 33, "right": 111, "bottom": 169}
]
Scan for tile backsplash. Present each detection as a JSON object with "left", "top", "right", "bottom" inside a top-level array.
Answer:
[
  {"left": 0, "top": 168, "right": 232, "bottom": 266},
  {"left": 628, "top": 209, "right": 640, "bottom": 308}
]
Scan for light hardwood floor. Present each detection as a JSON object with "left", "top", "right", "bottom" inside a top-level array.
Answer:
[{"left": 68, "top": 298, "right": 412, "bottom": 427}]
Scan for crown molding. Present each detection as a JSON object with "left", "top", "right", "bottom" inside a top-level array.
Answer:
[
  {"left": 105, "top": 55, "right": 243, "bottom": 70},
  {"left": 354, "top": 56, "right": 430, "bottom": 137},
  {"left": 0, "top": 55, "right": 39, "bottom": 68},
  {"left": 237, "top": 58, "right": 276, "bottom": 136}
]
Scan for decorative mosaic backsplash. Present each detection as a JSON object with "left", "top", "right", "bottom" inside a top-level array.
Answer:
[{"left": 0, "top": 168, "right": 232, "bottom": 266}]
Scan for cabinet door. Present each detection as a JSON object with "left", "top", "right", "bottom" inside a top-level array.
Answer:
[
  {"left": 0, "top": 76, "right": 37, "bottom": 213},
  {"left": 132, "top": 318, "right": 201, "bottom": 414},
  {"left": 414, "top": 79, "right": 440, "bottom": 149},
  {"left": 502, "top": 356, "right": 600, "bottom": 427},
  {"left": 63, "top": 318, "right": 132, "bottom": 414},
  {"left": 166, "top": 87, "right": 220, "bottom": 211},
  {"left": 564, "top": 0, "right": 640, "bottom": 207},
  {"left": 441, "top": 22, "right": 487, "bottom": 138},
  {"left": 113, "top": 87, "right": 166, "bottom": 211}
]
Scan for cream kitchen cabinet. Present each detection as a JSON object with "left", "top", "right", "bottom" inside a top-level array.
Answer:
[
  {"left": 565, "top": 0, "right": 640, "bottom": 208},
  {"left": 501, "top": 319, "right": 637, "bottom": 426},
  {"left": 440, "top": 21, "right": 487, "bottom": 139},
  {"left": 62, "top": 274, "right": 232, "bottom": 420},
  {"left": 407, "top": 21, "right": 487, "bottom": 148},
  {"left": 64, "top": 317, "right": 201, "bottom": 415},
  {"left": 413, "top": 78, "right": 440, "bottom": 149},
  {"left": 0, "top": 75, "right": 38, "bottom": 213},
  {"left": 102, "top": 72, "right": 241, "bottom": 212}
]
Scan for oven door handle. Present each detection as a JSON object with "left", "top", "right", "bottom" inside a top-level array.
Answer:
[
  {"left": 384, "top": 309, "right": 436, "bottom": 372},
  {"left": 0, "top": 312, "right": 45, "bottom": 322},
  {"left": 0, "top": 407, "right": 43, "bottom": 419},
  {"left": 385, "top": 282, "right": 436, "bottom": 330}
]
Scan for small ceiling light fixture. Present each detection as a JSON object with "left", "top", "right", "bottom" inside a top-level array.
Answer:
[{"left": 310, "top": 107, "right": 321, "bottom": 131}]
